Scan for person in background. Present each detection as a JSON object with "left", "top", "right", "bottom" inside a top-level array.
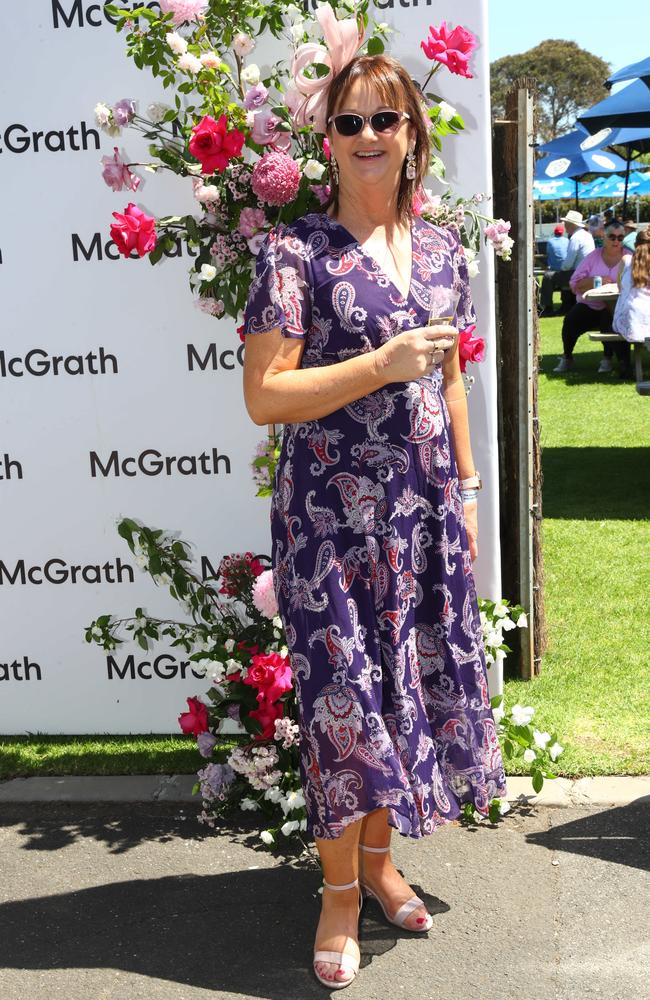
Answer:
[
  {"left": 603, "top": 208, "right": 615, "bottom": 226},
  {"left": 546, "top": 223, "right": 569, "bottom": 270},
  {"left": 622, "top": 218, "right": 638, "bottom": 251},
  {"left": 553, "top": 219, "right": 632, "bottom": 376},
  {"left": 540, "top": 210, "right": 594, "bottom": 316},
  {"left": 587, "top": 213, "right": 605, "bottom": 248},
  {"left": 614, "top": 226, "right": 650, "bottom": 345}
]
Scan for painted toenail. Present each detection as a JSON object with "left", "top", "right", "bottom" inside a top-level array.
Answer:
[{"left": 417, "top": 917, "right": 426, "bottom": 924}]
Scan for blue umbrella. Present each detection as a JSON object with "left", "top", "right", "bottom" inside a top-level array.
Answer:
[
  {"left": 533, "top": 177, "right": 577, "bottom": 200},
  {"left": 607, "top": 56, "right": 650, "bottom": 88},
  {"left": 579, "top": 172, "right": 650, "bottom": 199},
  {"left": 578, "top": 79, "right": 650, "bottom": 133}
]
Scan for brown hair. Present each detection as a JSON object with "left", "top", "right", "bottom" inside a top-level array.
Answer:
[
  {"left": 323, "top": 54, "right": 431, "bottom": 225},
  {"left": 631, "top": 228, "right": 650, "bottom": 288}
]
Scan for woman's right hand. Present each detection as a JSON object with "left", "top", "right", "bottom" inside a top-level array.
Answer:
[{"left": 374, "top": 324, "right": 457, "bottom": 383}]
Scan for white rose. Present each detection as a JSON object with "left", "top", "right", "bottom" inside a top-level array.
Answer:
[
  {"left": 166, "top": 31, "right": 188, "bottom": 55},
  {"left": 200, "top": 263, "right": 217, "bottom": 282},
  {"left": 437, "top": 100, "right": 457, "bottom": 123},
  {"left": 240, "top": 797, "right": 259, "bottom": 811},
  {"left": 511, "top": 703, "right": 535, "bottom": 726},
  {"left": 260, "top": 830, "right": 274, "bottom": 845},
  {"left": 523, "top": 748, "right": 536, "bottom": 764},
  {"left": 94, "top": 102, "right": 112, "bottom": 127},
  {"left": 303, "top": 158, "right": 326, "bottom": 181},
  {"left": 240, "top": 63, "right": 261, "bottom": 86},
  {"left": 233, "top": 32, "right": 255, "bottom": 57},
  {"left": 467, "top": 258, "right": 480, "bottom": 279},
  {"left": 549, "top": 742, "right": 564, "bottom": 761},
  {"left": 147, "top": 102, "right": 170, "bottom": 123},
  {"left": 178, "top": 53, "right": 202, "bottom": 75},
  {"left": 533, "top": 729, "right": 551, "bottom": 750},
  {"left": 195, "top": 184, "right": 219, "bottom": 204}
]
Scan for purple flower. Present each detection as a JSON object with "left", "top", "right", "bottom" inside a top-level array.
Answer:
[
  {"left": 100, "top": 147, "right": 140, "bottom": 193},
  {"left": 113, "top": 99, "right": 136, "bottom": 127},
  {"left": 227, "top": 703, "right": 241, "bottom": 722},
  {"left": 197, "top": 762, "right": 235, "bottom": 801},
  {"left": 312, "top": 184, "right": 331, "bottom": 205},
  {"left": 197, "top": 731, "right": 217, "bottom": 757},
  {"left": 244, "top": 83, "right": 269, "bottom": 110}
]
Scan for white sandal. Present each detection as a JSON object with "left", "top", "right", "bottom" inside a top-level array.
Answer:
[
  {"left": 313, "top": 877, "right": 362, "bottom": 990},
  {"left": 359, "top": 844, "right": 433, "bottom": 932}
]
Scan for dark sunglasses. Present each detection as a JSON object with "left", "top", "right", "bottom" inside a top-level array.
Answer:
[
  {"left": 607, "top": 234, "right": 624, "bottom": 241},
  {"left": 327, "top": 110, "right": 411, "bottom": 137}
]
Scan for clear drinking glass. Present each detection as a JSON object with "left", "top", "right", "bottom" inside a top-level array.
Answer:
[{"left": 427, "top": 286, "right": 460, "bottom": 360}]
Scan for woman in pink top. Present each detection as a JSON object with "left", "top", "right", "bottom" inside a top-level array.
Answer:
[{"left": 553, "top": 220, "right": 632, "bottom": 376}]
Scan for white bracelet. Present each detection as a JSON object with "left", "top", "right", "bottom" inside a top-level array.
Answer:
[{"left": 461, "top": 488, "right": 478, "bottom": 502}]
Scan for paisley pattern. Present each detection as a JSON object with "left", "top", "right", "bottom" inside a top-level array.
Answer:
[{"left": 244, "top": 213, "right": 507, "bottom": 840}]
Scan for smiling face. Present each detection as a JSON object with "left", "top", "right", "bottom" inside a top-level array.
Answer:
[{"left": 327, "top": 77, "right": 416, "bottom": 205}]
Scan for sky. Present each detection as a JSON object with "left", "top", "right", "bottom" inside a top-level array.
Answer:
[{"left": 488, "top": 0, "right": 647, "bottom": 77}]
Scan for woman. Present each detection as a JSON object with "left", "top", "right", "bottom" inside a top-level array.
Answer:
[
  {"left": 243, "top": 54, "right": 506, "bottom": 989},
  {"left": 614, "top": 227, "right": 650, "bottom": 344},
  {"left": 554, "top": 219, "right": 631, "bottom": 376}
]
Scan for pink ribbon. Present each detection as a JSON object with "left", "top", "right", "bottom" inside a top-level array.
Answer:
[{"left": 290, "top": 5, "right": 364, "bottom": 134}]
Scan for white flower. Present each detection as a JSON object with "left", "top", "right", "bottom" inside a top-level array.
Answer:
[
  {"left": 94, "top": 102, "right": 112, "bottom": 127},
  {"left": 495, "top": 649, "right": 506, "bottom": 664},
  {"left": 290, "top": 20, "right": 305, "bottom": 43},
  {"left": 233, "top": 32, "right": 255, "bottom": 56},
  {"left": 240, "top": 797, "right": 259, "bottom": 811},
  {"left": 272, "top": 616, "right": 282, "bottom": 629},
  {"left": 511, "top": 703, "right": 535, "bottom": 726},
  {"left": 201, "top": 636, "right": 216, "bottom": 652},
  {"left": 498, "top": 798, "right": 511, "bottom": 815},
  {"left": 467, "top": 258, "right": 480, "bottom": 279},
  {"left": 549, "top": 742, "right": 564, "bottom": 761},
  {"left": 299, "top": 819, "right": 308, "bottom": 831},
  {"left": 134, "top": 554, "right": 148, "bottom": 570},
  {"left": 91, "top": 625, "right": 103, "bottom": 639},
  {"left": 224, "top": 638, "right": 235, "bottom": 653},
  {"left": 178, "top": 52, "right": 202, "bottom": 74},
  {"left": 147, "top": 102, "right": 171, "bottom": 123},
  {"left": 240, "top": 63, "right": 261, "bottom": 86},
  {"left": 502, "top": 617, "right": 517, "bottom": 631},
  {"left": 225, "top": 658, "right": 240, "bottom": 676},
  {"left": 192, "top": 658, "right": 210, "bottom": 677},
  {"left": 494, "top": 602, "right": 508, "bottom": 618},
  {"left": 281, "top": 819, "right": 300, "bottom": 836},
  {"left": 166, "top": 30, "right": 188, "bottom": 55},
  {"left": 200, "top": 263, "right": 217, "bottom": 282},
  {"left": 492, "top": 705, "right": 505, "bottom": 724},
  {"left": 245, "top": 110, "right": 256, "bottom": 128},
  {"left": 153, "top": 572, "right": 172, "bottom": 586},
  {"left": 200, "top": 51, "right": 220, "bottom": 69},
  {"left": 303, "top": 158, "right": 326, "bottom": 181},
  {"left": 533, "top": 729, "right": 552, "bottom": 750},
  {"left": 264, "top": 786, "right": 283, "bottom": 803},
  {"left": 285, "top": 789, "right": 305, "bottom": 810},
  {"left": 523, "top": 748, "right": 536, "bottom": 764},
  {"left": 260, "top": 830, "right": 274, "bottom": 845},
  {"left": 194, "top": 183, "right": 219, "bottom": 204},
  {"left": 206, "top": 661, "right": 225, "bottom": 684},
  {"left": 517, "top": 613, "right": 528, "bottom": 629},
  {"left": 437, "top": 100, "right": 457, "bottom": 123}
]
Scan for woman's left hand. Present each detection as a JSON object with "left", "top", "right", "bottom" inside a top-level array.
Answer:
[{"left": 463, "top": 500, "right": 478, "bottom": 562}]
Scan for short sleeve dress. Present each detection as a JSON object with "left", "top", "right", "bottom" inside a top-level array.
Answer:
[{"left": 244, "top": 212, "right": 507, "bottom": 840}]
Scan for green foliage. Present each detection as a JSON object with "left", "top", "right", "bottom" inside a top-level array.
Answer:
[{"left": 490, "top": 40, "right": 611, "bottom": 140}]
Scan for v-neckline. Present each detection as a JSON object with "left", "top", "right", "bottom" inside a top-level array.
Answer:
[{"left": 324, "top": 213, "right": 417, "bottom": 304}]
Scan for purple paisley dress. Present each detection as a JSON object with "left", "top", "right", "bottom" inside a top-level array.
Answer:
[{"left": 244, "top": 212, "right": 507, "bottom": 840}]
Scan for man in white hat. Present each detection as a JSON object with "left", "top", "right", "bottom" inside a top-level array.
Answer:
[{"left": 540, "top": 210, "right": 595, "bottom": 316}]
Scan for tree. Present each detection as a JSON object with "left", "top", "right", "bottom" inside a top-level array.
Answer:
[{"left": 491, "top": 40, "right": 611, "bottom": 140}]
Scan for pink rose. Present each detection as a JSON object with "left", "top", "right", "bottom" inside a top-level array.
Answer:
[
  {"left": 244, "top": 652, "right": 293, "bottom": 704},
  {"left": 178, "top": 696, "right": 209, "bottom": 736},
  {"left": 110, "top": 202, "right": 156, "bottom": 257},
  {"left": 238, "top": 206, "right": 267, "bottom": 238},
  {"left": 458, "top": 325, "right": 485, "bottom": 373},
  {"left": 189, "top": 114, "right": 245, "bottom": 174},
  {"left": 101, "top": 147, "right": 140, "bottom": 193},
  {"left": 421, "top": 21, "right": 477, "bottom": 79}
]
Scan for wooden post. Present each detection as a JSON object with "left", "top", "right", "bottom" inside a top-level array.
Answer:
[{"left": 493, "top": 80, "right": 547, "bottom": 678}]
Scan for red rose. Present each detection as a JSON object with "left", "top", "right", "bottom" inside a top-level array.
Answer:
[
  {"left": 458, "top": 325, "right": 485, "bottom": 373},
  {"left": 244, "top": 652, "right": 292, "bottom": 703},
  {"left": 244, "top": 657, "right": 275, "bottom": 690},
  {"left": 250, "top": 698, "right": 284, "bottom": 741},
  {"left": 110, "top": 202, "right": 157, "bottom": 258},
  {"left": 178, "top": 696, "right": 209, "bottom": 736},
  {"left": 189, "top": 114, "right": 245, "bottom": 174}
]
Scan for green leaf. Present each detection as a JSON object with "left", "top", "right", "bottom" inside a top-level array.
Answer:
[
  {"left": 367, "top": 36, "right": 384, "bottom": 56},
  {"left": 532, "top": 770, "right": 544, "bottom": 794}
]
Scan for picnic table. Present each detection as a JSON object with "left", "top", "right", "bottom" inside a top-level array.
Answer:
[{"left": 582, "top": 284, "right": 649, "bottom": 395}]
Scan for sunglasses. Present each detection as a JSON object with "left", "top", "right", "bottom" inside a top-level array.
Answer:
[
  {"left": 327, "top": 110, "right": 411, "bottom": 137},
  {"left": 607, "top": 234, "right": 625, "bottom": 241}
]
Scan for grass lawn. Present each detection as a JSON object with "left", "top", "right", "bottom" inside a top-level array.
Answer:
[
  {"left": 504, "top": 312, "right": 650, "bottom": 776},
  {"left": 1, "top": 312, "right": 648, "bottom": 781}
]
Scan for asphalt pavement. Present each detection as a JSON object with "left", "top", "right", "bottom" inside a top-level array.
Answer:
[{"left": 1, "top": 795, "right": 649, "bottom": 1000}]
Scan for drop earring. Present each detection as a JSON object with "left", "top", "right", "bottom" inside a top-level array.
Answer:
[
  {"left": 405, "top": 146, "right": 416, "bottom": 180},
  {"left": 330, "top": 153, "right": 339, "bottom": 184}
]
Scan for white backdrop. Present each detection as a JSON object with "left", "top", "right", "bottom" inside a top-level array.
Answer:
[{"left": 0, "top": 0, "right": 500, "bottom": 734}]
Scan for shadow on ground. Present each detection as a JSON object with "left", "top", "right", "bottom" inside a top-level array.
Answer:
[
  {"left": 542, "top": 446, "right": 650, "bottom": 518},
  {"left": 539, "top": 349, "right": 637, "bottom": 384}
]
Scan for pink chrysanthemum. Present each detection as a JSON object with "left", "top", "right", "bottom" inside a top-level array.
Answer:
[
  {"left": 251, "top": 151, "right": 301, "bottom": 207},
  {"left": 159, "top": 0, "right": 207, "bottom": 26},
  {"left": 252, "top": 569, "right": 279, "bottom": 619}
]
